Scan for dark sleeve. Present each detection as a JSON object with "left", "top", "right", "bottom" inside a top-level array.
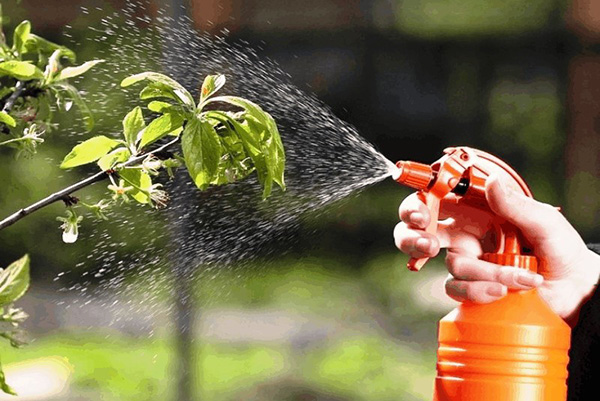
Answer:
[{"left": 567, "top": 244, "right": 600, "bottom": 401}]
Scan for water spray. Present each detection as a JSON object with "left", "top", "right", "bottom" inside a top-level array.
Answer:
[{"left": 392, "top": 146, "right": 570, "bottom": 401}]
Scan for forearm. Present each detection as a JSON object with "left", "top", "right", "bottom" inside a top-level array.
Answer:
[
  {"left": 562, "top": 247, "right": 600, "bottom": 327},
  {"left": 567, "top": 245, "right": 600, "bottom": 400}
]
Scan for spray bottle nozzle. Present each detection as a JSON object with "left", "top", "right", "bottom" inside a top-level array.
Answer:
[{"left": 394, "top": 161, "right": 433, "bottom": 190}]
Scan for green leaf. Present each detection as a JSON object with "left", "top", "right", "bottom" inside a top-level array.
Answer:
[
  {"left": 244, "top": 117, "right": 274, "bottom": 198},
  {"left": 36, "top": 95, "right": 52, "bottom": 122},
  {"left": 262, "top": 113, "right": 285, "bottom": 189},
  {"left": 206, "top": 110, "right": 263, "bottom": 162},
  {"left": 0, "top": 87, "right": 12, "bottom": 100},
  {"left": 209, "top": 119, "right": 255, "bottom": 185},
  {"left": 43, "top": 49, "right": 62, "bottom": 84},
  {"left": 119, "top": 168, "right": 152, "bottom": 204},
  {"left": 52, "top": 87, "right": 72, "bottom": 112},
  {"left": 24, "top": 34, "right": 75, "bottom": 61},
  {"left": 217, "top": 97, "right": 285, "bottom": 191},
  {"left": 12, "top": 20, "right": 31, "bottom": 54},
  {"left": 53, "top": 82, "right": 94, "bottom": 131},
  {"left": 169, "top": 127, "right": 184, "bottom": 137},
  {"left": 60, "top": 135, "right": 120, "bottom": 169},
  {"left": 208, "top": 96, "right": 263, "bottom": 119},
  {"left": 0, "top": 111, "right": 16, "bottom": 127},
  {"left": 140, "top": 82, "right": 180, "bottom": 103},
  {"left": 55, "top": 59, "right": 104, "bottom": 81},
  {"left": 199, "top": 74, "right": 225, "bottom": 105},
  {"left": 139, "top": 112, "right": 184, "bottom": 149},
  {"left": 205, "top": 106, "right": 285, "bottom": 198},
  {"left": 147, "top": 100, "right": 175, "bottom": 113},
  {"left": 122, "top": 106, "right": 145, "bottom": 150},
  {"left": 121, "top": 72, "right": 195, "bottom": 108},
  {"left": 181, "top": 117, "right": 222, "bottom": 190},
  {"left": 209, "top": 96, "right": 285, "bottom": 189},
  {"left": 0, "top": 60, "right": 43, "bottom": 80},
  {"left": 0, "top": 255, "right": 30, "bottom": 305},
  {"left": 97, "top": 147, "right": 131, "bottom": 171},
  {"left": 0, "top": 361, "right": 16, "bottom": 396}
]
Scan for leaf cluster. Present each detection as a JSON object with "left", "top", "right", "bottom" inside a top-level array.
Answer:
[
  {"left": 58, "top": 71, "right": 286, "bottom": 242},
  {"left": 0, "top": 7, "right": 103, "bottom": 156},
  {"left": 121, "top": 71, "right": 286, "bottom": 198},
  {"left": 0, "top": 255, "right": 30, "bottom": 395}
]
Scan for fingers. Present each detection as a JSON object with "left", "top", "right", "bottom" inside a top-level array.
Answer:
[
  {"left": 445, "top": 276, "right": 507, "bottom": 303},
  {"left": 485, "top": 176, "right": 567, "bottom": 243},
  {"left": 396, "top": 193, "right": 440, "bottom": 259},
  {"left": 444, "top": 251, "right": 544, "bottom": 303},
  {"left": 399, "top": 193, "right": 430, "bottom": 229},
  {"left": 446, "top": 252, "right": 544, "bottom": 288},
  {"left": 394, "top": 222, "right": 440, "bottom": 258}
]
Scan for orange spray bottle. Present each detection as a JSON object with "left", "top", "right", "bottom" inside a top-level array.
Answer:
[{"left": 393, "top": 147, "right": 571, "bottom": 401}]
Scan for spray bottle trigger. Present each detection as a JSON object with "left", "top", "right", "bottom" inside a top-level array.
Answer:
[{"left": 407, "top": 192, "right": 441, "bottom": 271}]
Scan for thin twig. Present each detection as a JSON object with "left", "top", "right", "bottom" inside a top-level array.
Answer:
[
  {"left": 2, "top": 81, "right": 26, "bottom": 113},
  {"left": 0, "top": 137, "right": 26, "bottom": 147},
  {"left": 0, "top": 137, "right": 180, "bottom": 231},
  {"left": 0, "top": 170, "right": 109, "bottom": 231}
]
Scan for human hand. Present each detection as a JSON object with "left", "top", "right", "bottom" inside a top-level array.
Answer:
[{"left": 394, "top": 175, "right": 600, "bottom": 326}]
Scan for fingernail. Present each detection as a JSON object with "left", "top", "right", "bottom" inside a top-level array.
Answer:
[
  {"left": 412, "top": 213, "right": 424, "bottom": 227},
  {"left": 415, "top": 238, "right": 430, "bottom": 253},
  {"left": 516, "top": 271, "right": 543, "bottom": 287},
  {"left": 486, "top": 285, "right": 507, "bottom": 297}
]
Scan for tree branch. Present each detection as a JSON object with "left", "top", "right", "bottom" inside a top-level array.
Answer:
[
  {"left": 2, "top": 81, "right": 26, "bottom": 114},
  {"left": 0, "top": 137, "right": 180, "bottom": 231},
  {"left": 0, "top": 170, "right": 109, "bottom": 231}
]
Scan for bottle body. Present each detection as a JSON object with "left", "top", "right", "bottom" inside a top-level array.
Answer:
[{"left": 433, "top": 289, "right": 571, "bottom": 401}]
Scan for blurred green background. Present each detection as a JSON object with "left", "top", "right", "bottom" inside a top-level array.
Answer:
[{"left": 1, "top": 0, "right": 599, "bottom": 400}]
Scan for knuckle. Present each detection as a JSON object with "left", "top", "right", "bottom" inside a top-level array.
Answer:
[
  {"left": 398, "top": 205, "right": 409, "bottom": 221},
  {"left": 446, "top": 253, "right": 465, "bottom": 278},
  {"left": 464, "top": 284, "right": 489, "bottom": 303},
  {"left": 463, "top": 285, "right": 477, "bottom": 301},
  {"left": 399, "top": 194, "right": 428, "bottom": 221},
  {"left": 494, "top": 266, "right": 512, "bottom": 284},
  {"left": 398, "top": 238, "right": 414, "bottom": 253},
  {"left": 544, "top": 203, "right": 567, "bottom": 225}
]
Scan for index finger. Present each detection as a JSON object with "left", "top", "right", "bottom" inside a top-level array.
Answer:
[{"left": 399, "top": 192, "right": 430, "bottom": 229}]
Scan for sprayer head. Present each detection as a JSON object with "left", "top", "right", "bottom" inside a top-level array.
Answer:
[{"left": 394, "top": 161, "right": 433, "bottom": 190}]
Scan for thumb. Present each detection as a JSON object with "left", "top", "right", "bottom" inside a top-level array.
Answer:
[{"left": 485, "top": 175, "right": 562, "bottom": 243}]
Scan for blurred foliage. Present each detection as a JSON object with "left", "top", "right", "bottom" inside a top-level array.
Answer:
[
  {"left": 0, "top": 329, "right": 436, "bottom": 401},
  {"left": 485, "top": 75, "right": 563, "bottom": 204},
  {"left": 566, "top": 171, "right": 600, "bottom": 235},
  {"left": 1, "top": 333, "right": 286, "bottom": 401},
  {"left": 301, "top": 335, "right": 434, "bottom": 401},
  {"left": 487, "top": 77, "right": 562, "bottom": 161},
  {"left": 3, "top": 253, "right": 445, "bottom": 401},
  {"left": 395, "top": 0, "right": 561, "bottom": 38}
]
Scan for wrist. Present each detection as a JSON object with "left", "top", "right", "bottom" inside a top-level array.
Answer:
[{"left": 562, "top": 249, "right": 600, "bottom": 327}]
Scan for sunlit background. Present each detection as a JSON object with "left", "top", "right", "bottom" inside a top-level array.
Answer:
[{"left": 0, "top": 0, "right": 598, "bottom": 400}]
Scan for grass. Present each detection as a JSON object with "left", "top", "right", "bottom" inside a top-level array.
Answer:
[
  {"left": 0, "top": 254, "right": 443, "bottom": 400},
  {"left": 1, "top": 332, "right": 290, "bottom": 401},
  {"left": 1, "top": 330, "right": 435, "bottom": 401}
]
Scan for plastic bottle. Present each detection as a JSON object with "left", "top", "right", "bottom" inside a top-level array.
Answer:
[{"left": 394, "top": 147, "right": 571, "bottom": 401}]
